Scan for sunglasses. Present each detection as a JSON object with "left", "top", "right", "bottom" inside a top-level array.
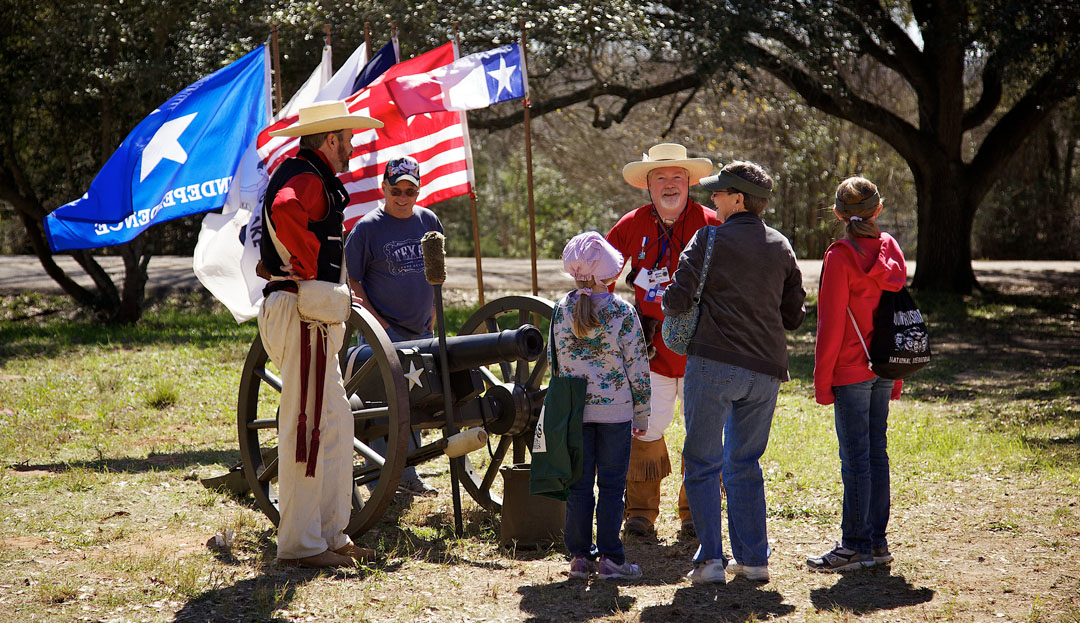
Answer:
[{"left": 390, "top": 187, "right": 418, "bottom": 197}]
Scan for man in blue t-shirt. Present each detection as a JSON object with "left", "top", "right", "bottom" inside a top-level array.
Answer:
[{"left": 345, "top": 156, "right": 443, "bottom": 496}]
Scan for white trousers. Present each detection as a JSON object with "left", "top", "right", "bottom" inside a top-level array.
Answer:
[
  {"left": 640, "top": 372, "right": 683, "bottom": 442},
  {"left": 259, "top": 291, "right": 354, "bottom": 559}
]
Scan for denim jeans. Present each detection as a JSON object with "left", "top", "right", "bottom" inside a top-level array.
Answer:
[
  {"left": 682, "top": 356, "right": 780, "bottom": 567},
  {"left": 833, "top": 376, "right": 893, "bottom": 554},
  {"left": 358, "top": 326, "right": 435, "bottom": 485},
  {"left": 564, "top": 421, "right": 632, "bottom": 565}
]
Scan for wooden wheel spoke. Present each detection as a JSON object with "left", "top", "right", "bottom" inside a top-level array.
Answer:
[
  {"left": 255, "top": 367, "right": 282, "bottom": 393},
  {"left": 479, "top": 366, "right": 502, "bottom": 388},
  {"left": 353, "top": 438, "right": 386, "bottom": 466},
  {"left": 525, "top": 349, "right": 549, "bottom": 390},
  {"left": 257, "top": 456, "right": 278, "bottom": 484},
  {"left": 352, "top": 405, "right": 390, "bottom": 421},
  {"left": 480, "top": 435, "right": 512, "bottom": 492},
  {"left": 344, "top": 356, "right": 379, "bottom": 396}
]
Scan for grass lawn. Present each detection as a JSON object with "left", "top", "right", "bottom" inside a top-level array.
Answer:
[{"left": 0, "top": 284, "right": 1077, "bottom": 623}]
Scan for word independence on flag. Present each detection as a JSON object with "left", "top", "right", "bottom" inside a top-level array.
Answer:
[
  {"left": 259, "top": 42, "right": 471, "bottom": 228},
  {"left": 387, "top": 43, "right": 526, "bottom": 118},
  {"left": 194, "top": 42, "right": 375, "bottom": 323},
  {"left": 44, "top": 46, "right": 269, "bottom": 252}
]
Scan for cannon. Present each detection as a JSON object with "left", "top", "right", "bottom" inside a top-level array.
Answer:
[{"left": 229, "top": 295, "right": 555, "bottom": 538}]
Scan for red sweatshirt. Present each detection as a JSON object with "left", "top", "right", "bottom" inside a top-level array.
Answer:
[{"left": 814, "top": 233, "right": 907, "bottom": 405}]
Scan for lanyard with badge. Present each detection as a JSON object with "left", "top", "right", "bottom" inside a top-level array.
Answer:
[{"left": 634, "top": 208, "right": 683, "bottom": 302}]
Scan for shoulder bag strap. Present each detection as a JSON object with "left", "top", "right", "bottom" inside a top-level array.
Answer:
[
  {"left": 846, "top": 307, "right": 873, "bottom": 368},
  {"left": 548, "top": 306, "right": 562, "bottom": 378},
  {"left": 692, "top": 225, "right": 718, "bottom": 304}
]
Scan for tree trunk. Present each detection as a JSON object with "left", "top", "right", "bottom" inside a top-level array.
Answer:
[{"left": 911, "top": 167, "right": 978, "bottom": 294}]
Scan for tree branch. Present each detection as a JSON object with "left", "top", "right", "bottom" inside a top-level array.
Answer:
[
  {"left": 747, "top": 42, "right": 928, "bottom": 165},
  {"left": 966, "top": 54, "right": 1080, "bottom": 211},
  {"left": 470, "top": 72, "right": 706, "bottom": 131},
  {"left": 961, "top": 55, "right": 1003, "bottom": 131},
  {"left": 662, "top": 85, "right": 700, "bottom": 138}
]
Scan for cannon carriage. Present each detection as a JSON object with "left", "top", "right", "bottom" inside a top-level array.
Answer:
[{"left": 233, "top": 295, "right": 555, "bottom": 538}]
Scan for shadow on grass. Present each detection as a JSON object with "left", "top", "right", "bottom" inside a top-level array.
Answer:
[
  {"left": 639, "top": 583, "right": 795, "bottom": 622},
  {"left": 172, "top": 564, "right": 379, "bottom": 623},
  {"left": 809, "top": 567, "right": 934, "bottom": 614},
  {"left": 8, "top": 448, "right": 240, "bottom": 474},
  {"left": 518, "top": 579, "right": 638, "bottom": 623}
]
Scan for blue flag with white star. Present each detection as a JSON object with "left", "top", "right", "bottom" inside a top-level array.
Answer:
[{"left": 45, "top": 46, "right": 269, "bottom": 252}]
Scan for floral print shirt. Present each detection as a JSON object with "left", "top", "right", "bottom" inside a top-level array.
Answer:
[{"left": 550, "top": 291, "right": 652, "bottom": 429}]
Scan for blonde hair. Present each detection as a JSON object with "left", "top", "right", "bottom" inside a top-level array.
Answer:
[
  {"left": 570, "top": 278, "right": 602, "bottom": 337},
  {"left": 835, "top": 176, "right": 882, "bottom": 246}
]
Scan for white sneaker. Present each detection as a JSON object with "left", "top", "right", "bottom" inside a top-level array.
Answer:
[
  {"left": 687, "top": 559, "right": 727, "bottom": 584},
  {"left": 728, "top": 561, "right": 770, "bottom": 582}
]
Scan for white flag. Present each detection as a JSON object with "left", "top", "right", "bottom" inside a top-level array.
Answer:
[
  {"left": 192, "top": 144, "right": 269, "bottom": 322},
  {"left": 193, "top": 49, "right": 334, "bottom": 322}
]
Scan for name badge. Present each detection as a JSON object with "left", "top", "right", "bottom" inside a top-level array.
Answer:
[
  {"left": 653, "top": 267, "right": 670, "bottom": 284},
  {"left": 633, "top": 268, "right": 653, "bottom": 290}
]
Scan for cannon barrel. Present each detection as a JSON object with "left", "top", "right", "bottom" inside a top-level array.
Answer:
[{"left": 350, "top": 325, "right": 544, "bottom": 373}]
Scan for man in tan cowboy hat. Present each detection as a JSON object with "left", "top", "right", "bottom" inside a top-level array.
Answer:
[
  {"left": 606, "top": 143, "right": 722, "bottom": 538},
  {"left": 258, "top": 100, "right": 382, "bottom": 568}
]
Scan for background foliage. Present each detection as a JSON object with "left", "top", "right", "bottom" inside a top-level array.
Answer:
[{"left": 0, "top": 1, "right": 1077, "bottom": 320}]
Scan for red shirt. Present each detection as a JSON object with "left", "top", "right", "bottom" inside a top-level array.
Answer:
[
  {"left": 268, "top": 150, "right": 334, "bottom": 280},
  {"left": 607, "top": 200, "right": 721, "bottom": 377}
]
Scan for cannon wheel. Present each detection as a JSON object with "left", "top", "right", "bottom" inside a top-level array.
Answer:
[
  {"left": 456, "top": 295, "right": 555, "bottom": 512},
  {"left": 236, "top": 305, "right": 410, "bottom": 539}
]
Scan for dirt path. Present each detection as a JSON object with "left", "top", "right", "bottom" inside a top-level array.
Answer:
[{"left": 1, "top": 256, "right": 1078, "bottom": 302}]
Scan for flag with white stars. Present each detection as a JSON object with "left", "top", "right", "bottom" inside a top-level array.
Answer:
[
  {"left": 44, "top": 46, "right": 269, "bottom": 252},
  {"left": 386, "top": 44, "right": 526, "bottom": 119}
]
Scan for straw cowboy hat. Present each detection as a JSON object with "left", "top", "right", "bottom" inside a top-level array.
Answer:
[
  {"left": 622, "top": 143, "right": 713, "bottom": 189},
  {"left": 268, "top": 100, "right": 383, "bottom": 137}
]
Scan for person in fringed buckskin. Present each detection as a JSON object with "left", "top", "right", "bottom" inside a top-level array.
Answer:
[
  {"left": 605, "top": 143, "right": 722, "bottom": 538},
  {"left": 257, "top": 101, "right": 382, "bottom": 568}
]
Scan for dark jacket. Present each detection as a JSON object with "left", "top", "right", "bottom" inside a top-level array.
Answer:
[{"left": 661, "top": 211, "right": 806, "bottom": 380}]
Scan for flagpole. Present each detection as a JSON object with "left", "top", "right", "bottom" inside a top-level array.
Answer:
[
  {"left": 271, "top": 24, "right": 282, "bottom": 115},
  {"left": 364, "top": 22, "right": 372, "bottom": 58},
  {"left": 323, "top": 23, "right": 331, "bottom": 47},
  {"left": 450, "top": 23, "right": 486, "bottom": 308},
  {"left": 520, "top": 19, "right": 538, "bottom": 297}
]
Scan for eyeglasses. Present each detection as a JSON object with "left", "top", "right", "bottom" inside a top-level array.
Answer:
[
  {"left": 390, "top": 187, "right": 418, "bottom": 198},
  {"left": 710, "top": 189, "right": 740, "bottom": 197}
]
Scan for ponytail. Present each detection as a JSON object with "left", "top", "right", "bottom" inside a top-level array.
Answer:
[
  {"left": 570, "top": 278, "right": 602, "bottom": 337},
  {"left": 835, "top": 176, "right": 882, "bottom": 250}
]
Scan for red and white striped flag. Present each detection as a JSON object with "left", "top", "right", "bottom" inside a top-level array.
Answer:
[{"left": 257, "top": 42, "right": 471, "bottom": 230}]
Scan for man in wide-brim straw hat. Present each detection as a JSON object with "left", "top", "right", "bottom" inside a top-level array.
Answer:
[
  {"left": 258, "top": 100, "right": 382, "bottom": 569},
  {"left": 605, "top": 143, "right": 723, "bottom": 539}
]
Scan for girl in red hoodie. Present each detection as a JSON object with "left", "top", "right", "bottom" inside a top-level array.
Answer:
[{"left": 808, "top": 176, "right": 908, "bottom": 572}]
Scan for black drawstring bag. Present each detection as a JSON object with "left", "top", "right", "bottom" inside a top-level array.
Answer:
[{"left": 848, "top": 287, "right": 931, "bottom": 379}]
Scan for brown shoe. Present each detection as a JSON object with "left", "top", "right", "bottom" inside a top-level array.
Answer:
[
  {"left": 277, "top": 549, "right": 353, "bottom": 568},
  {"left": 334, "top": 543, "right": 376, "bottom": 562},
  {"left": 623, "top": 516, "right": 654, "bottom": 537}
]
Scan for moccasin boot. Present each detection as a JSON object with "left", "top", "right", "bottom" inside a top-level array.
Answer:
[
  {"left": 277, "top": 549, "right": 353, "bottom": 568},
  {"left": 335, "top": 543, "right": 376, "bottom": 562}
]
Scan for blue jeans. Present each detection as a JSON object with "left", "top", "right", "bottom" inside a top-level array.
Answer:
[
  {"left": 833, "top": 376, "right": 892, "bottom": 554},
  {"left": 564, "top": 421, "right": 632, "bottom": 565},
  {"left": 682, "top": 356, "right": 780, "bottom": 567},
  {"left": 358, "top": 326, "right": 435, "bottom": 484}
]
